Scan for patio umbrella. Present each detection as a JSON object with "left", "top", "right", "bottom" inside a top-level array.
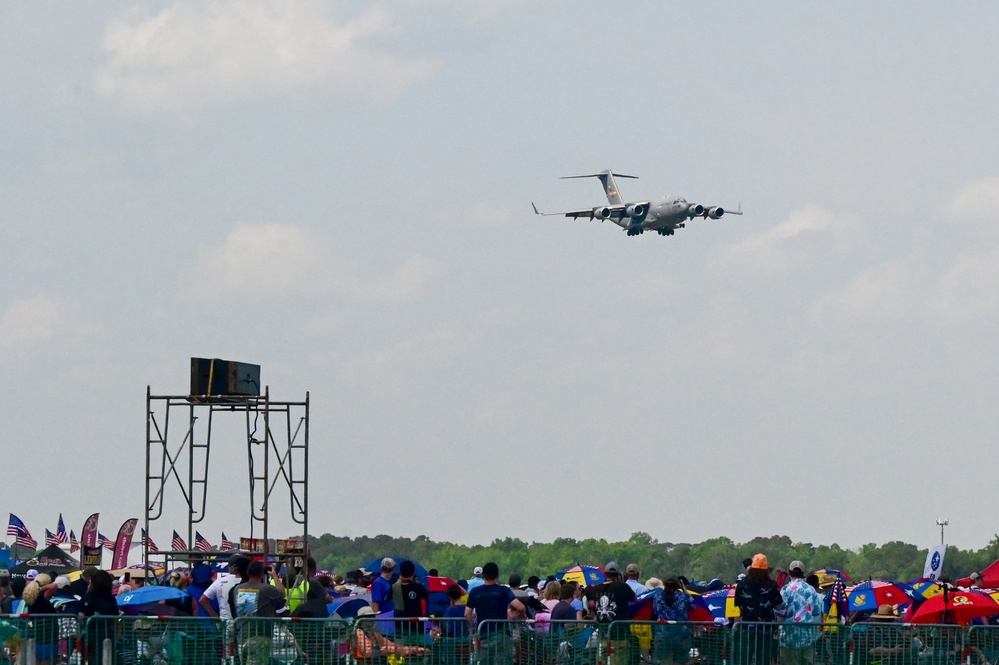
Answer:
[
  {"left": 813, "top": 569, "right": 852, "bottom": 587},
  {"left": 910, "top": 589, "right": 999, "bottom": 625},
  {"left": 908, "top": 578, "right": 945, "bottom": 601},
  {"left": 557, "top": 565, "right": 605, "bottom": 587},
  {"left": 847, "top": 581, "right": 911, "bottom": 613},
  {"left": 117, "top": 585, "right": 189, "bottom": 606},
  {"left": 329, "top": 597, "right": 371, "bottom": 619}
]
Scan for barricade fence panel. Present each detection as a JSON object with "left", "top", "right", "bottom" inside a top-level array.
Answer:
[
  {"left": 475, "top": 619, "right": 607, "bottom": 665},
  {"left": 83, "top": 615, "right": 228, "bottom": 665},
  {"left": 351, "top": 616, "right": 472, "bottom": 665},
  {"left": 0, "top": 615, "right": 82, "bottom": 665},
  {"left": 851, "top": 622, "right": 968, "bottom": 665},
  {"left": 233, "top": 617, "right": 352, "bottom": 665},
  {"left": 607, "top": 620, "right": 725, "bottom": 665}
]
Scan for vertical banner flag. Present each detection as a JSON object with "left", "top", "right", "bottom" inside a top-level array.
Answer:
[
  {"left": 80, "top": 513, "right": 99, "bottom": 548},
  {"left": 111, "top": 518, "right": 137, "bottom": 570},
  {"left": 924, "top": 544, "right": 946, "bottom": 580}
]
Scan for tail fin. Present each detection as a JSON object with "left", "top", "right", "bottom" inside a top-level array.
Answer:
[{"left": 561, "top": 169, "right": 638, "bottom": 205}]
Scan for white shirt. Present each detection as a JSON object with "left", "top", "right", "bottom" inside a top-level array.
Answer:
[{"left": 203, "top": 573, "right": 242, "bottom": 620}]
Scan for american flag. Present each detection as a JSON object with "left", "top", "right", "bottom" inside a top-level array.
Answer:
[
  {"left": 7, "top": 514, "right": 37, "bottom": 550},
  {"left": 54, "top": 514, "right": 68, "bottom": 544},
  {"left": 171, "top": 531, "right": 187, "bottom": 551},
  {"left": 220, "top": 532, "right": 234, "bottom": 551},
  {"left": 194, "top": 532, "right": 213, "bottom": 552},
  {"left": 98, "top": 532, "right": 114, "bottom": 550},
  {"left": 141, "top": 529, "right": 159, "bottom": 552},
  {"left": 69, "top": 530, "right": 80, "bottom": 553},
  {"left": 45, "top": 529, "right": 59, "bottom": 547}
]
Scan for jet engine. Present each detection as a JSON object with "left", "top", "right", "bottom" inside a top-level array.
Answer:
[
  {"left": 592, "top": 206, "right": 612, "bottom": 219},
  {"left": 624, "top": 202, "right": 648, "bottom": 217},
  {"left": 687, "top": 203, "right": 705, "bottom": 217},
  {"left": 706, "top": 206, "right": 725, "bottom": 219}
]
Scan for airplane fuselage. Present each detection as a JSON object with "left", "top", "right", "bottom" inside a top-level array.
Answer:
[{"left": 609, "top": 196, "right": 694, "bottom": 232}]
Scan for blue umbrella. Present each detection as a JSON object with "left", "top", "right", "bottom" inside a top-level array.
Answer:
[
  {"left": 329, "top": 597, "right": 371, "bottom": 619},
  {"left": 117, "top": 585, "right": 189, "bottom": 606}
]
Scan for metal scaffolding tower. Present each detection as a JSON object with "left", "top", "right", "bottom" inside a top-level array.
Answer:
[{"left": 144, "top": 386, "right": 309, "bottom": 567}]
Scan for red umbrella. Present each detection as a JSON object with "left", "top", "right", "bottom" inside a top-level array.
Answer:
[
  {"left": 846, "top": 581, "right": 911, "bottom": 612},
  {"left": 910, "top": 589, "right": 999, "bottom": 625}
]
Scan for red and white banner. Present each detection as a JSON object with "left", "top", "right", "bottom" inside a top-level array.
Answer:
[{"left": 111, "top": 518, "right": 137, "bottom": 570}]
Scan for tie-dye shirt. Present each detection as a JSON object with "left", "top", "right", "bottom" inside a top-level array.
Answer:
[{"left": 779, "top": 578, "right": 822, "bottom": 648}]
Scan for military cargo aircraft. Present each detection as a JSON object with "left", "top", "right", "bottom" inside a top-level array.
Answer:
[{"left": 532, "top": 169, "right": 741, "bottom": 237}]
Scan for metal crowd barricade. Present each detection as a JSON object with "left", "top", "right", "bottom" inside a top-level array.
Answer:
[
  {"left": 474, "top": 619, "right": 605, "bottom": 665},
  {"left": 606, "top": 620, "right": 725, "bottom": 665},
  {"left": 965, "top": 624, "right": 999, "bottom": 665},
  {"left": 0, "top": 615, "right": 82, "bottom": 665},
  {"left": 232, "top": 616, "right": 352, "bottom": 665},
  {"left": 350, "top": 616, "right": 471, "bottom": 665},
  {"left": 83, "top": 615, "right": 225, "bottom": 665},
  {"left": 850, "top": 622, "right": 968, "bottom": 665},
  {"left": 730, "top": 620, "right": 838, "bottom": 665}
]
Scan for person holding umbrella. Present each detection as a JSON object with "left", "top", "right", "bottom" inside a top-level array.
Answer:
[{"left": 734, "top": 554, "right": 785, "bottom": 665}]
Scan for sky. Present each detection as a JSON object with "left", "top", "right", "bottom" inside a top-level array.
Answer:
[{"left": 3, "top": 1, "right": 999, "bottom": 555}]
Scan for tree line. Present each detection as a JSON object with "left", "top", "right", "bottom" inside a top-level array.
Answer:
[{"left": 310, "top": 532, "right": 999, "bottom": 583}]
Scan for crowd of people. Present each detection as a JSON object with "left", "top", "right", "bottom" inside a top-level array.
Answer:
[{"left": 2, "top": 550, "right": 996, "bottom": 665}]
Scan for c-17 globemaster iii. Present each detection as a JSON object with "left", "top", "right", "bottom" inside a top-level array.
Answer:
[{"left": 532, "top": 169, "right": 741, "bottom": 237}]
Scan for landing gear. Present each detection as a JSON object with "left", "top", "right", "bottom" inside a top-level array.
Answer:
[
  {"left": 626, "top": 228, "right": 645, "bottom": 236},
  {"left": 656, "top": 228, "right": 675, "bottom": 236}
]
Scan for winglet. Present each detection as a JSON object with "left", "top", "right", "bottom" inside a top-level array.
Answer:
[{"left": 532, "top": 202, "right": 541, "bottom": 215}]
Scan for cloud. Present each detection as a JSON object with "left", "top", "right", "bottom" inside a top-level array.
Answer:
[
  {"left": 346, "top": 255, "right": 441, "bottom": 303},
  {"left": 711, "top": 205, "right": 847, "bottom": 277},
  {"left": 927, "top": 246, "right": 999, "bottom": 323},
  {"left": 0, "top": 296, "right": 62, "bottom": 354},
  {"left": 948, "top": 176, "right": 999, "bottom": 220},
  {"left": 192, "top": 223, "right": 328, "bottom": 296},
  {"left": 807, "top": 261, "right": 918, "bottom": 324},
  {"left": 96, "top": 0, "right": 433, "bottom": 113}
]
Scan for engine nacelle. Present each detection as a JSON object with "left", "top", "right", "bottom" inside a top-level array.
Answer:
[
  {"left": 707, "top": 206, "right": 725, "bottom": 219},
  {"left": 624, "top": 202, "right": 648, "bottom": 218},
  {"left": 592, "top": 206, "right": 612, "bottom": 219},
  {"left": 687, "top": 203, "right": 705, "bottom": 217}
]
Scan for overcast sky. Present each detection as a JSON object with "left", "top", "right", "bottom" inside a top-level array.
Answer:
[{"left": 3, "top": 1, "right": 999, "bottom": 555}]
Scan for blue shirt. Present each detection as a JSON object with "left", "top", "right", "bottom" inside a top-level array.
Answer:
[{"left": 371, "top": 576, "right": 394, "bottom": 615}]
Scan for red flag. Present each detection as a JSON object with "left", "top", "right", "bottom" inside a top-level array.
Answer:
[{"left": 111, "top": 518, "right": 137, "bottom": 570}]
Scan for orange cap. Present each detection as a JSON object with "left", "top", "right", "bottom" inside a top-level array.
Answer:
[{"left": 750, "top": 554, "right": 769, "bottom": 570}]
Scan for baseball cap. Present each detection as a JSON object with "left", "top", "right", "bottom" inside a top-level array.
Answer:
[
  {"left": 54, "top": 576, "right": 71, "bottom": 589},
  {"left": 971, "top": 572, "right": 983, "bottom": 581},
  {"left": 750, "top": 554, "right": 768, "bottom": 570},
  {"left": 605, "top": 561, "right": 621, "bottom": 574},
  {"left": 626, "top": 563, "right": 640, "bottom": 574},
  {"left": 25, "top": 569, "right": 38, "bottom": 580},
  {"left": 473, "top": 566, "right": 483, "bottom": 576},
  {"left": 788, "top": 560, "right": 805, "bottom": 574},
  {"left": 380, "top": 557, "right": 396, "bottom": 572}
]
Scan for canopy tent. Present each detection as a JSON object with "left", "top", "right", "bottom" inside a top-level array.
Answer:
[{"left": 9, "top": 545, "right": 80, "bottom": 576}]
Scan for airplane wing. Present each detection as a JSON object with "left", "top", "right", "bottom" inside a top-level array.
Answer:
[{"left": 531, "top": 202, "right": 626, "bottom": 219}]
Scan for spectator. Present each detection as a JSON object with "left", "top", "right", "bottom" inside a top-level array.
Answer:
[
  {"left": 652, "top": 577, "right": 692, "bottom": 665},
  {"left": 542, "top": 580, "right": 561, "bottom": 613},
  {"left": 187, "top": 564, "right": 216, "bottom": 617},
  {"left": 591, "top": 562, "right": 637, "bottom": 665},
  {"left": 288, "top": 557, "right": 332, "bottom": 618},
  {"left": 467, "top": 566, "right": 485, "bottom": 592},
  {"left": 526, "top": 576, "right": 541, "bottom": 599},
  {"left": 625, "top": 564, "right": 645, "bottom": 596},
  {"left": 734, "top": 554, "right": 785, "bottom": 665},
  {"left": 440, "top": 584, "right": 469, "bottom": 637},
  {"left": 466, "top": 561, "right": 525, "bottom": 664},
  {"left": 970, "top": 572, "right": 984, "bottom": 589},
  {"left": 353, "top": 606, "right": 426, "bottom": 660},
  {"left": 1, "top": 577, "right": 25, "bottom": 614},
  {"left": 80, "top": 571, "right": 119, "bottom": 665},
  {"left": 23, "top": 574, "right": 58, "bottom": 665},
  {"left": 396, "top": 560, "right": 429, "bottom": 638},
  {"left": 200, "top": 554, "right": 250, "bottom": 621},
  {"left": 233, "top": 560, "right": 287, "bottom": 617},
  {"left": 550, "top": 583, "right": 577, "bottom": 622},
  {"left": 165, "top": 571, "right": 197, "bottom": 616},
  {"left": 779, "top": 561, "right": 823, "bottom": 665},
  {"left": 370, "top": 557, "right": 396, "bottom": 615},
  {"left": 0, "top": 570, "right": 11, "bottom": 600}
]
